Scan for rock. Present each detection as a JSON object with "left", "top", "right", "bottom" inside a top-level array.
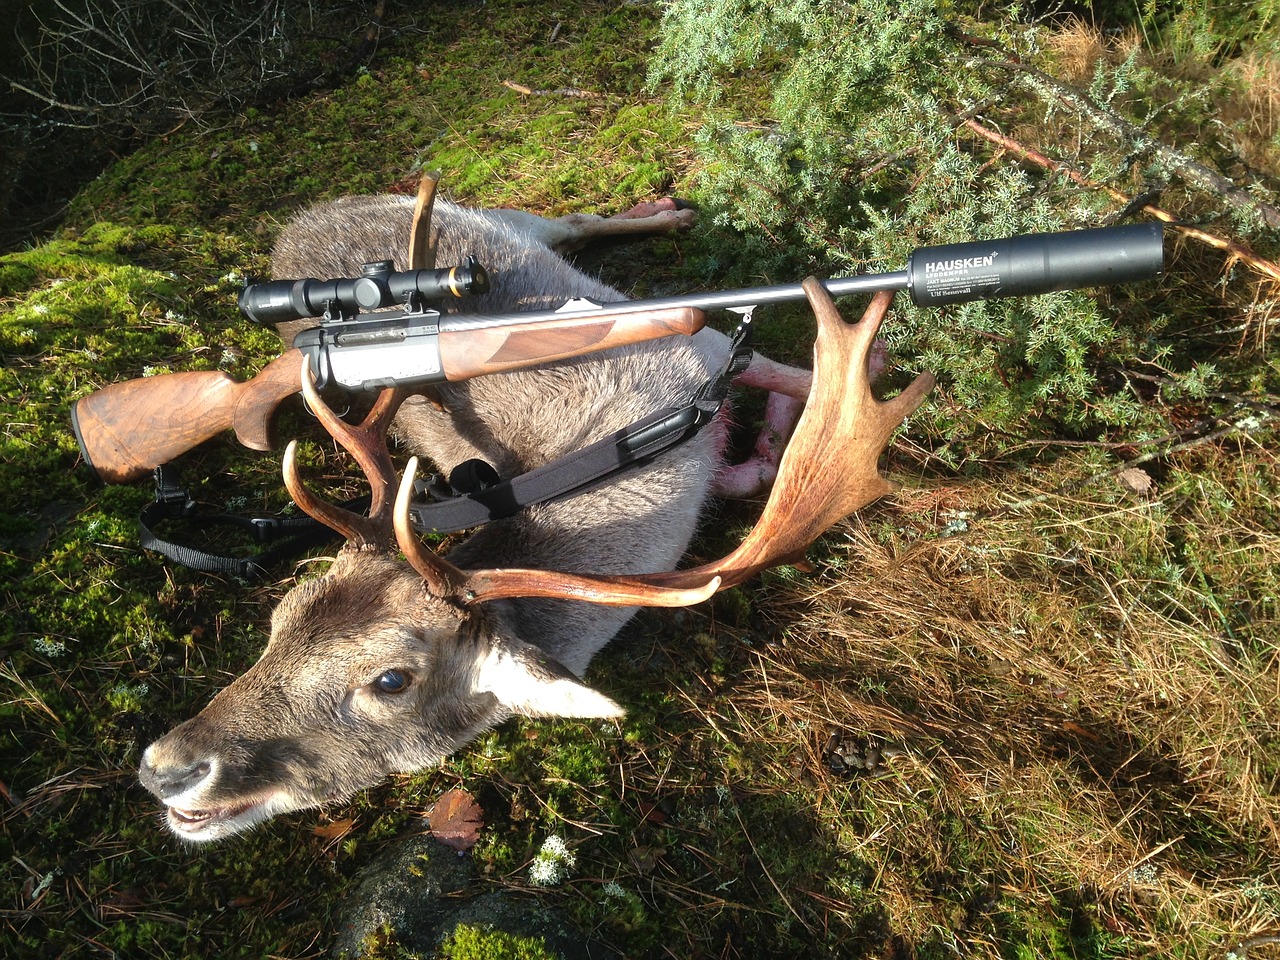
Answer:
[{"left": 332, "top": 833, "right": 618, "bottom": 960}]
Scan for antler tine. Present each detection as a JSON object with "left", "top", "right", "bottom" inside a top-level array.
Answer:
[
  {"left": 448, "top": 282, "right": 934, "bottom": 606},
  {"left": 283, "top": 362, "right": 413, "bottom": 547},
  {"left": 462, "top": 562, "right": 723, "bottom": 608},
  {"left": 393, "top": 457, "right": 472, "bottom": 600},
  {"left": 407, "top": 170, "right": 440, "bottom": 271},
  {"left": 394, "top": 457, "right": 723, "bottom": 608}
]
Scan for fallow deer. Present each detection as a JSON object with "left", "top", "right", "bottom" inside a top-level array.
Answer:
[{"left": 139, "top": 185, "right": 933, "bottom": 841}]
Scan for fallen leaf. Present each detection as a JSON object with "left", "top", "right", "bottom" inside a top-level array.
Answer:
[
  {"left": 1116, "top": 467, "right": 1154, "bottom": 495},
  {"left": 637, "top": 800, "right": 667, "bottom": 824},
  {"left": 427, "top": 788, "right": 484, "bottom": 852},
  {"left": 98, "top": 891, "right": 148, "bottom": 918},
  {"left": 629, "top": 845, "right": 666, "bottom": 874},
  {"left": 312, "top": 818, "right": 355, "bottom": 841},
  {"left": 1062, "top": 721, "right": 1100, "bottom": 743}
]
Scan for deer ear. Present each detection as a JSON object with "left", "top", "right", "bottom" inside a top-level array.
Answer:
[{"left": 475, "top": 641, "right": 625, "bottom": 719}]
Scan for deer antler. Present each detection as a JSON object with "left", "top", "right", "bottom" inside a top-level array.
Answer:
[
  {"left": 283, "top": 363, "right": 413, "bottom": 548},
  {"left": 286, "top": 348, "right": 722, "bottom": 607},
  {"left": 294, "top": 279, "right": 931, "bottom": 610},
  {"left": 430, "top": 281, "right": 935, "bottom": 605},
  {"left": 284, "top": 167, "right": 438, "bottom": 551},
  {"left": 407, "top": 170, "right": 440, "bottom": 271},
  {"left": 651, "top": 282, "right": 936, "bottom": 591},
  {"left": 392, "top": 459, "right": 722, "bottom": 607}
]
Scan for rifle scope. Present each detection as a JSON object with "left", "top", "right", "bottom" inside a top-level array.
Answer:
[{"left": 239, "top": 256, "right": 491, "bottom": 326}]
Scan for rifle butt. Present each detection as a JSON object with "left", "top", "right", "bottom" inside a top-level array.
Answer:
[
  {"left": 72, "top": 351, "right": 305, "bottom": 484},
  {"left": 72, "top": 371, "right": 242, "bottom": 483}
]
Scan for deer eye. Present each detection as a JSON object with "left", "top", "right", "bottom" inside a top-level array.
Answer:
[{"left": 373, "top": 669, "right": 411, "bottom": 694}]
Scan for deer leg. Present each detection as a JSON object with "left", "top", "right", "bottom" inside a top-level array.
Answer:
[
  {"left": 711, "top": 390, "right": 806, "bottom": 498},
  {"left": 710, "top": 356, "right": 810, "bottom": 498},
  {"left": 484, "top": 199, "right": 696, "bottom": 256},
  {"left": 712, "top": 342, "right": 890, "bottom": 498},
  {"left": 737, "top": 353, "right": 812, "bottom": 400}
]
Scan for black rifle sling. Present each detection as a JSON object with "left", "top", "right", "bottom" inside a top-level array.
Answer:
[
  {"left": 139, "top": 465, "right": 369, "bottom": 580},
  {"left": 413, "top": 318, "right": 754, "bottom": 530},
  {"left": 138, "top": 322, "right": 754, "bottom": 578}
]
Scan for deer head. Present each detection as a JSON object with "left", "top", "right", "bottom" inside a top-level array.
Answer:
[{"left": 138, "top": 279, "right": 933, "bottom": 841}]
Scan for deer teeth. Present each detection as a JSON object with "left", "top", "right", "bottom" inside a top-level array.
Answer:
[
  {"left": 170, "top": 807, "right": 213, "bottom": 825},
  {"left": 167, "top": 799, "right": 259, "bottom": 831}
]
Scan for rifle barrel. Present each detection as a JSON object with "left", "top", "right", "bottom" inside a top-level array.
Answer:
[
  {"left": 439, "top": 273, "right": 912, "bottom": 334},
  {"left": 441, "top": 221, "right": 1165, "bottom": 329}
]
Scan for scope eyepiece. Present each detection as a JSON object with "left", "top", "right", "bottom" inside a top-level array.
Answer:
[{"left": 238, "top": 256, "right": 492, "bottom": 326}]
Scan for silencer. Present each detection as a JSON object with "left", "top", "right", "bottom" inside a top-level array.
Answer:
[{"left": 906, "top": 222, "right": 1164, "bottom": 307}]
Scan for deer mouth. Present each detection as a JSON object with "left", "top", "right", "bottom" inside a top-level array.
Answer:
[{"left": 165, "top": 795, "right": 273, "bottom": 840}]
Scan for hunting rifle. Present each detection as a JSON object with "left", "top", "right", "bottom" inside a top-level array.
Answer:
[{"left": 71, "top": 222, "right": 1164, "bottom": 484}]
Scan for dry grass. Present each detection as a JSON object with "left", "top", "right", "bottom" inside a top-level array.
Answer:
[
  {"left": 1044, "top": 19, "right": 1146, "bottom": 87},
  {"left": 651, "top": 436, "right": 1280, "bottom": 956},
  {"left": 1044, "top": 17, "right": 1280, "bottom": 176}
]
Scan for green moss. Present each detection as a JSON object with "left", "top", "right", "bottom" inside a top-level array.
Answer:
[
  {"left": 64, "top": 2, "right": 681, "bottom": 236},
  {"left": 437, "top": 924, "right": 557, "bottom": 960}
]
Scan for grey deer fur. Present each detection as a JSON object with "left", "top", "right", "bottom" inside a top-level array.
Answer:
[{"left": 139, "top": 195, "right": 813, "bottom": 841}]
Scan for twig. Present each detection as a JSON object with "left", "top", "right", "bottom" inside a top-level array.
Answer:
[
  {"left": 501, "top": 79, "right": 600, "bottom": 99},
  {"left": 1117, "top": 369, "right": 1280, "bottom": 417},
  {"left": 959, "top": 117, "right": 1280, "bottom": 286},
  {"left": 7, "top": 79, "right": 103, "bottom": 113},
  {"left": 1227, "top": 935, "right": 1280, "bottom": 959},
  {"left": 969, "top": 55, "right": 1280, "bottom": 230}
]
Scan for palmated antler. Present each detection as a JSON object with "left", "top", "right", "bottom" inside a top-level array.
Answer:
[
  {"left": 286, "top": 356, "right": 721, "bottom": 607},
  {"left": 419, "top": 281, "right": 935, "bottom": 605},
  {"left": 652, "top": 283, "right": 936, "bottom": 591},
  {"left": 288, "top": 368, "right": 722, "bottom": 607},
  {"left": 294, "top": 278, "right": 932, "bottom": 610}
]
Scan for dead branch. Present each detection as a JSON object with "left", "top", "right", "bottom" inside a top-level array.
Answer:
[
  {"left": 501, "top": 79, "right": 599, "bottom": 99},
  {"left": 986, "top": 60, "right": 1280, "bottom": 231},
  {"left": 959, "top": 116, "right": 1280, "bottom": 286}
]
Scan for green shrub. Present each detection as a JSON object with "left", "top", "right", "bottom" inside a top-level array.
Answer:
[{"left": 649, "top": 0, "right": 1276, "bottom": 461}]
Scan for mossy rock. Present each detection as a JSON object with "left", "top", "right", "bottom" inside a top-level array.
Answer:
[{"left": 333, "top": 835, "right": 617, "bottom": 960}]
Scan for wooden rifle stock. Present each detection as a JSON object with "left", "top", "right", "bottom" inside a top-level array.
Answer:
[
  {"left": 71, "top": 305, "right": 707, "bottom": 484},
  {"left": 72, "top": 349, "right": 305, "bottom": 483},
  {"left": 438, "top": 305, "right": 705, "bottom": 379}
]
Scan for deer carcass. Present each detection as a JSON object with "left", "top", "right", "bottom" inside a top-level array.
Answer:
[{"left": 139, "top": 192, "right": 934, "bottom": 841}]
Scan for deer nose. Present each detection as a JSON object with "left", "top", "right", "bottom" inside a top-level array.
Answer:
[{"left": 139, "top": 751, "right": 213, "bottom": 800}]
